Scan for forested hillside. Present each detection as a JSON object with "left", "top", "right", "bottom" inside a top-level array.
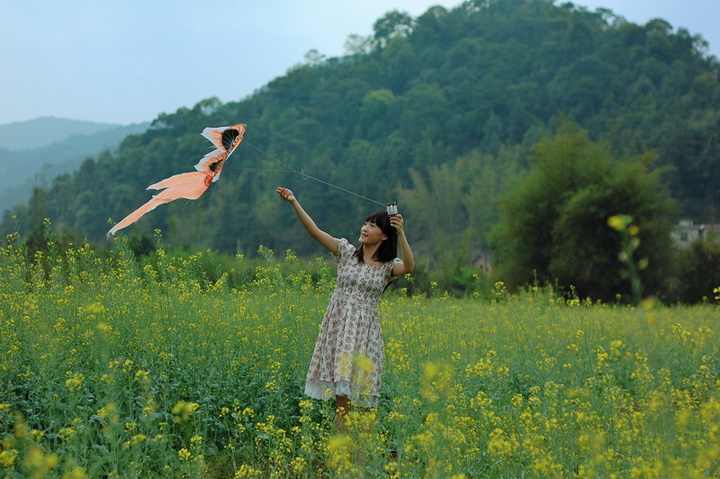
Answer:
[
  {"left": 3, "top": 0, "right": 719, "bottom": 299},
  {"left": 0, "top": 120, "right": 149, "bottom": 213}
]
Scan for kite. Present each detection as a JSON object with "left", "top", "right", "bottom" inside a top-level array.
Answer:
[{"left": 107, "top": 123, "right": 246, "bottom": 236}]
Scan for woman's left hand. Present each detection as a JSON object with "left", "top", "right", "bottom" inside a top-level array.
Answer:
[{"left": 390, "top": 214, "right": 404, "bottom": 234}]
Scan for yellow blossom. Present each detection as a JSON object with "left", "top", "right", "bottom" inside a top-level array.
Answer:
[
  {"left": 172, "top": 400, "right": 199, "bottom": 423},
  {"left": 234, "top": 464, "right": 263, "bottom": 478},
  {"left": 61, "top": 466, "right": 90, "bottom": 479},
  {"left": 23, "top": 445, "right": 59, "bottom": 476},
  {"left": 0, "top": 449, "right": 18, "bottom": 467},
  {"left": 487, "top": 428, "right": 513, "bottom": 456},
  {"left": 64, "top": 372, "right": 85, "bottom": 392}
]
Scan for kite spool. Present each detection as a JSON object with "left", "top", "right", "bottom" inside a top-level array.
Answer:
[{"left": 386, "top": 202, "right": 398, "bottom": 216}]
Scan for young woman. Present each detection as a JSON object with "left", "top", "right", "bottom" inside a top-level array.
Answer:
[{"left": 276, "top": 186, "right": 414, "bottom": 423}]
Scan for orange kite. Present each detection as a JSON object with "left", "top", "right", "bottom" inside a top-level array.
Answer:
[{"left": 107, "top": 123, "right": 246, "bottom": 236}]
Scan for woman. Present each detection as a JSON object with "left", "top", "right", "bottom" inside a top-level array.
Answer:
[{"left": 276, "top": 187, "right": 414, "bottom": 423}]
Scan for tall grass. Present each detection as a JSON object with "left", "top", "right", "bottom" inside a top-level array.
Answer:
[{"left": 1, "top": 233, "right": 718, "bottom": 477}]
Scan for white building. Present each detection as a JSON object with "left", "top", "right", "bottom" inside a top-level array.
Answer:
[{"left": 671, "top": 220, "right": 720, "bottom": 248}]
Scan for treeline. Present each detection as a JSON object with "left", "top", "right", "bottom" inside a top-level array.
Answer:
[{"left": 3, "top": 0, "right": 719, "bottom": 302}]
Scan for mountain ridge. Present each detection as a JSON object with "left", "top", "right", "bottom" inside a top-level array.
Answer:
[
  {"left": 0, "top": 116, "right": 139, "bottom": 151},
  {"left": 0, "top": 119, "right": 149, "bottom": 213}
]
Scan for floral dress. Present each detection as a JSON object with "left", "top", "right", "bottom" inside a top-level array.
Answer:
[{"left": 304, "top": 238, "right": 401, "bottom": 408}]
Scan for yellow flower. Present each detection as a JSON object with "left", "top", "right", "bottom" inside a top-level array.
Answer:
[
  {"left": 61, "top": 466, "right": 90, "bottom": 478},
  {"left": 96, "top": 403, "right": 118, "bottom": 421},
  {"left": 178, "top": 448, "right": 192, "bottom": 461},
  {"left": 0, "top": 449, "right": 18, "bottom": 467},
  {"left": 64, "top": 372, "right": 85, "bottom": 392},
  {"left": 142, "top": 398, "right": 156, "bottom": 416},
  {"left": 134, "top": 370, "right": 151, "bottom": 387},
  {"left": 23, "top": 445, "right": 59, "bottom": 476},
  {"left": 290, "top": 456, "right": 307, "bottom": 474},
  {"left": 607, "top": 215, "right": 631, "bottom": 231},
  {"left": 337, "top": 352, "right": 352, "bottom": 377},
  {"left": 234, "top": 464, "right": 263, "bottom": 478},
  {"left": 421, "top": 361, "right": 453, "bottom": 402},
  {"left": 353, "top": 353, "right": 375, "bottom": 373},
  {"left": 85, "top": 302, "right": 106, "bottom": 315},
  {"left": 487, "top": 428, "right": 513, "bottom": 456},
  {"left": 325, "top": 434, "right": 356, "bottom": 474},
  {"left": 172, "top": 400, "right": 199, "bottom": 423}
]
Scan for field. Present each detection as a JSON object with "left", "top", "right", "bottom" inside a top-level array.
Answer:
[{"left": 1, "top": 234, "right": 719, "bottom": 478}]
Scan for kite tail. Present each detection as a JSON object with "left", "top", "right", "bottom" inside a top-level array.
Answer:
[
  {"left": 107, "top": 196, "right": 169, "bottom": 236},
  {"left": 107, "top": 171, "right": 211, "bottom": 236}
]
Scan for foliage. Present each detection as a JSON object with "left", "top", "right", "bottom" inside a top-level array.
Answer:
[
  {"left": 2, "top": 0, "right": 719, "bottom": 299},
  {"left": 491, "top": 120, "right": 676, "bottom": 301},
  {"left": 672, "top": 238, "right": 720, "bottom": 303},
  {"left": 1, "top": 237, "right": 719, "bottom": 477}
]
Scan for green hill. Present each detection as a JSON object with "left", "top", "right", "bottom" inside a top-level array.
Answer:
[{"left": 0, "top": 120, "right": 149, "bottom": 213}]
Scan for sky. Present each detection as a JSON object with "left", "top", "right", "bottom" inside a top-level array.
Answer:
[{"left": 1, "top": 0, "right": 718, "bottom": 126}]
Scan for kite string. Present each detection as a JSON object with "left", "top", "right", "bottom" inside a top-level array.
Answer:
[{"left": 245, "top": 141, "right": 387, "bottom": 207}]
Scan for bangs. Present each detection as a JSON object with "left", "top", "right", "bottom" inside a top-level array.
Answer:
[{"left": 365, "top": 211, "right": 387, "bottom": 224}]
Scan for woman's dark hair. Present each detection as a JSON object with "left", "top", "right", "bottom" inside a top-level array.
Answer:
[{"left": 355, "top": 211, "right": 398, "bottom": 263}]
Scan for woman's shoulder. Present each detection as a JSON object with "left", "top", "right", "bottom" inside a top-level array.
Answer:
[
  {"left": 386, "top": 257, "right": 402, "bottom": 274},
  {"left": 334, "top": 238, "right": 356, "bottom": 259}
]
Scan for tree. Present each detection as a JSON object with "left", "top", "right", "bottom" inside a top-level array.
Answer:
[
  {"left": 673, "top": 239, "right": 720, "bottom": 303},
  {"left": 344, "top": 34, "right": 373, "bottom": 56},
  {"left": 373, "top": 11, "right": 414, "bottom": 49},
  {"left": 398, "top": 146, "right": 524, "bottom": 292},
  {"left": 491, "top": 120, "right": 676, "bottom": 301}
]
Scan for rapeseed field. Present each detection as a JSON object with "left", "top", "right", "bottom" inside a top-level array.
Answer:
[{"left": 1, "top": 233, "right": 718, "bottom": 477}]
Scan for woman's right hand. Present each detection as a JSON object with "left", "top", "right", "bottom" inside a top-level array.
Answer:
[{"left": 276, "top": 187, "right": 296, "bottom": 202}]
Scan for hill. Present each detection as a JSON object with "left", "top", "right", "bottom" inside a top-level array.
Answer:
[
  {"left": 0, "top": 117, "right": 122, "bottom": 151},
  {"left": 3, "top": 0, "right": 719, "bottom": 271},
  {"left": 0, "top": 121, "right": 149, "bottom": 214}
]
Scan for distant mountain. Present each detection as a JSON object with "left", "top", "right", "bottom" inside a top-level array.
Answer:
[
  {"left": 0, "top": 116, "right": 124, "bottom": 151},
  {"left": 0, "top": 119, "right": 149, "bottom": 214}
]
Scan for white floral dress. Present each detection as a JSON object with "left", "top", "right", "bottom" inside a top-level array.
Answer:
[{"left": 304, "top": 238, "right": 400, "bottom": 408}]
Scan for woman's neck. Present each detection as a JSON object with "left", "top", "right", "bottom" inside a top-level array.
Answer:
[{"left": 362, "top": 244, "right": 381, "bottom": 263}]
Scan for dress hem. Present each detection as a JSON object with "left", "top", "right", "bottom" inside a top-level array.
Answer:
[{"left": 305, "top": 380, "right": 379, "bottom": 408}]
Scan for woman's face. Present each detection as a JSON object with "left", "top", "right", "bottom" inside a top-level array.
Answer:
[{"left": 359, "top": 220, "right": 388, "bottom": 246}]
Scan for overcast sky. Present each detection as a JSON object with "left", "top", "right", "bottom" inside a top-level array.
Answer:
[{"left": 1, "top": 0, "right": 718, "bottom": 126}]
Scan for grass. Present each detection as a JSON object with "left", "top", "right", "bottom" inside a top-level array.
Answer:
[{"left": 1, "top": 234, "right": 718, "bottom": 477}]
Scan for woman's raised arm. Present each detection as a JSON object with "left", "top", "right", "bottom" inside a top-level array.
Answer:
[{"left": 276, "top": 187, "right": 338, "bottom": 255}]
